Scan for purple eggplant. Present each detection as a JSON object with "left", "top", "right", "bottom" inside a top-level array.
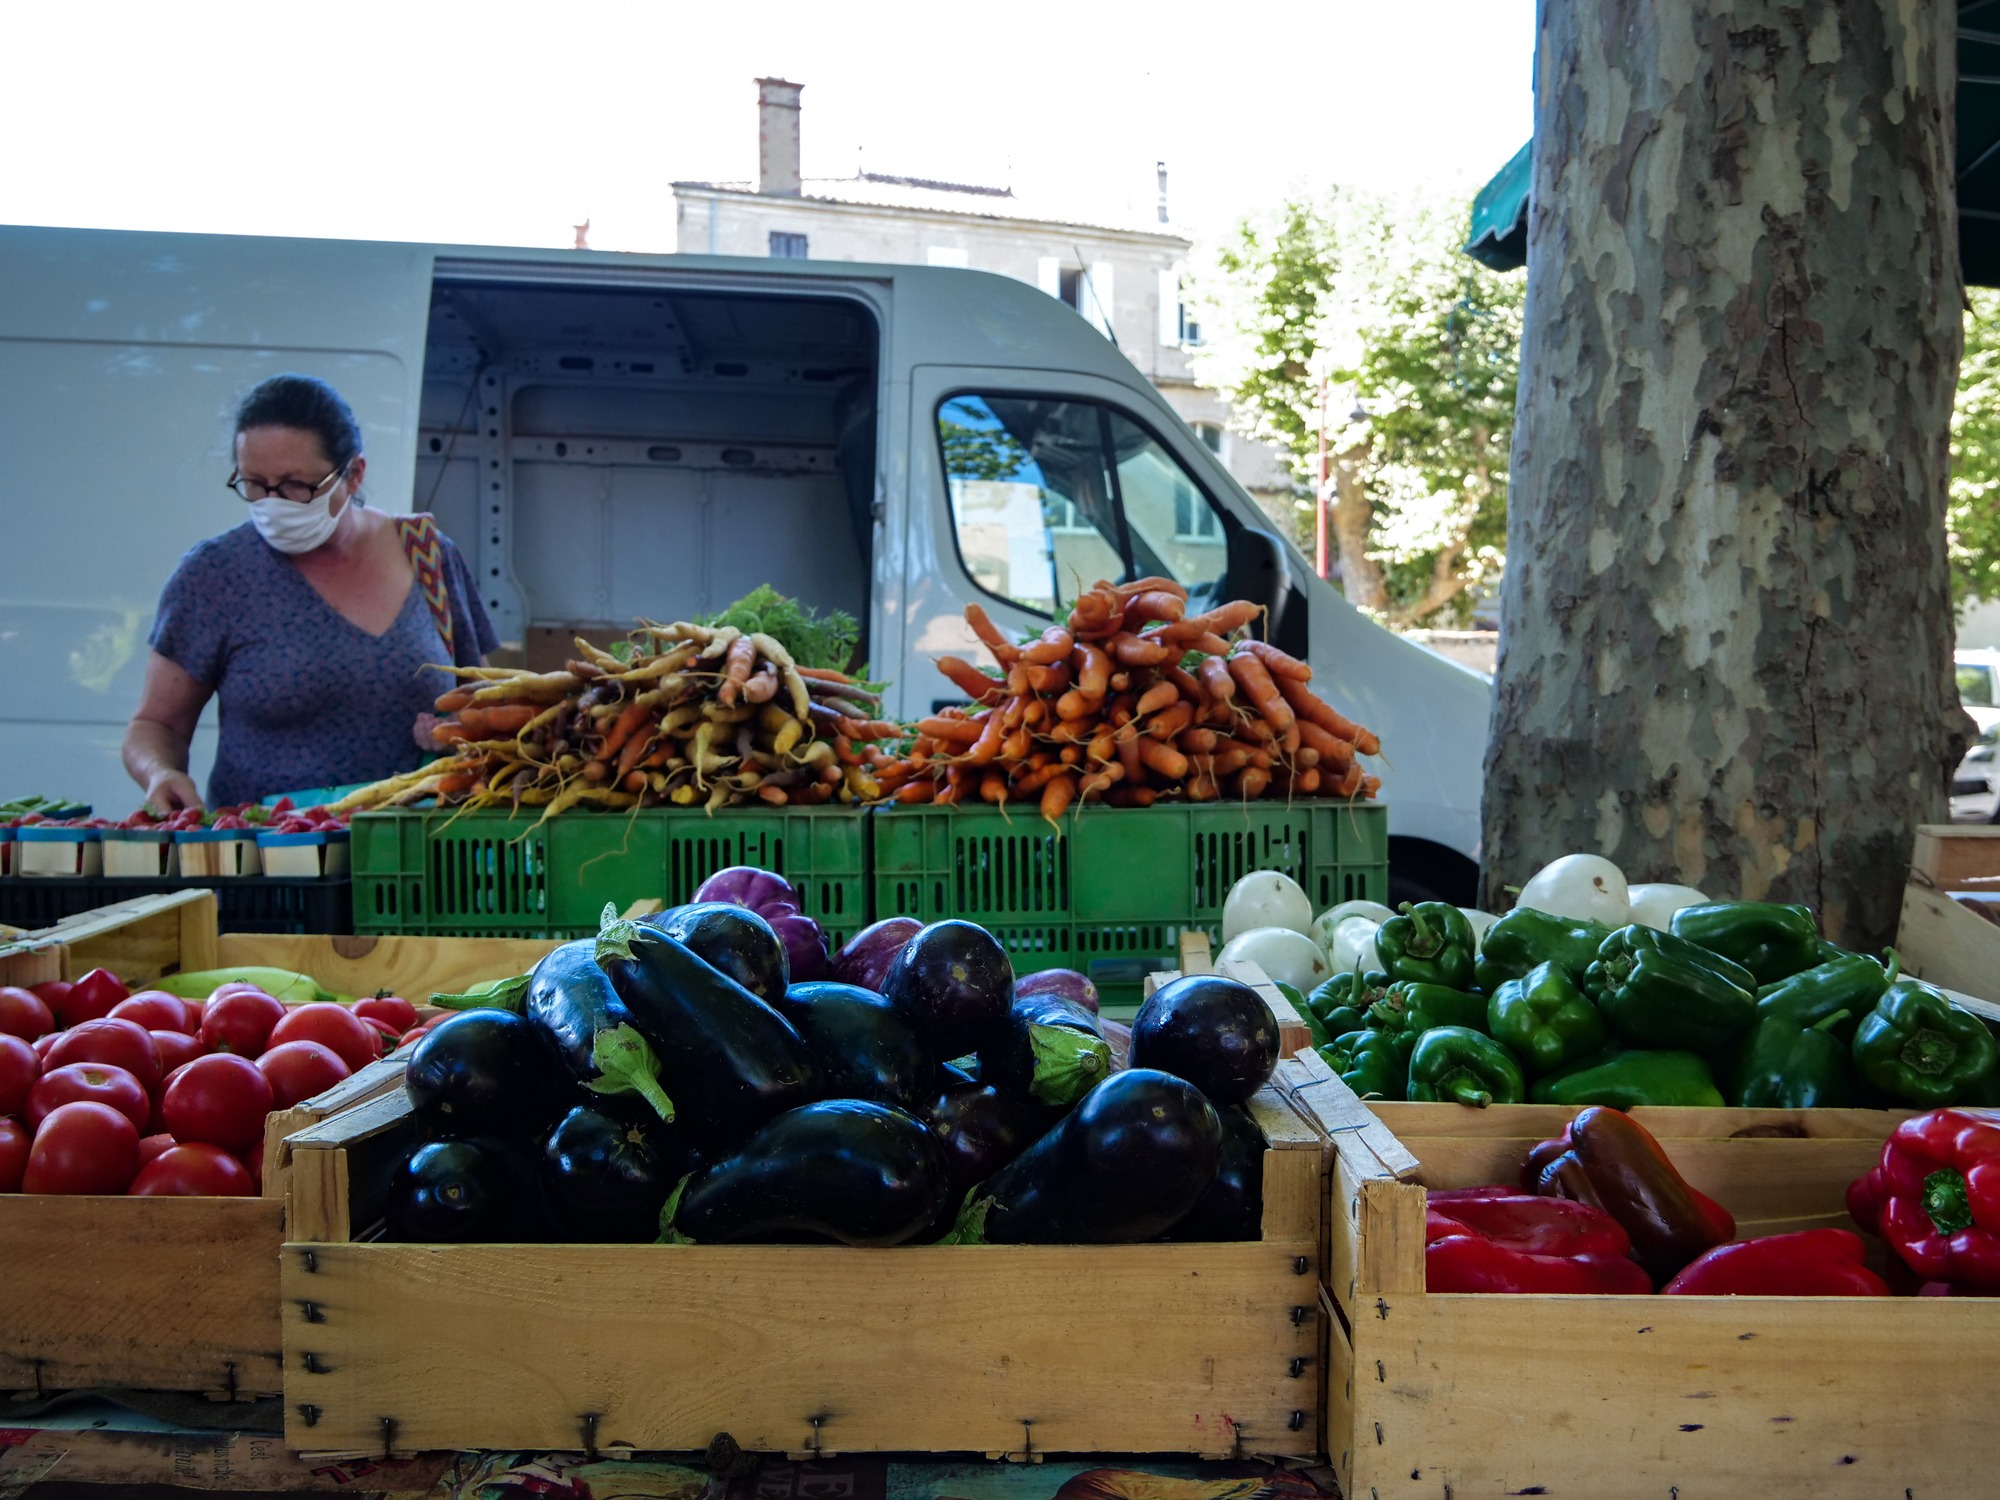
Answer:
[
  {"left": 832, "top": 917, "right": 924, "bottom": 993},
  {"left": 926, "top": 1077, "right": 1057, "bottom": 1193},
  {"left": 1129, "top": 974, "right": 1278, "bottom": 1105},
  {"left": 644, "top": 902, "right": 789, "bottom": 1005},
  {"left": 1015, "top": 968, "right": 1100, "bottom": 1015},
  {"left": 541, "top": 1103, "right": 684, "bottom": 1243},
  {"left": 1163, "top": 1102, "right": 1265, "bottom": 1241},
  {"left": 882, "top": 920, "right": 1015, "bottom": 1060},
  {"left": 772, "top": 981, "right": 934, "bottom": 1112},
  {"left": 956, "top": 1069, "right": 1222, "bottom": 1244},
  {"left": 978, "top": 990, "right": 1110, "bottom": 1109},
  {"left": 693, "top": 866, "right": 828, "bottom": 981}
]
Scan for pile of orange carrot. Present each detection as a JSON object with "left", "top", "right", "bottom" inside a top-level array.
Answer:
[
  {"left": 330, "top": 622, "right": 893, "bottom": 819},
  {"left": 874, "top": 580, "right": 1382, "bottom": 821}
]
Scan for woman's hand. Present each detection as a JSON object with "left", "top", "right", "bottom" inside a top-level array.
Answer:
[
  {"left": 144, "top": 769, "right": 204, "bottom": 815},
  {"left": 413, "top": 712, "right": 444, "bottom": 751}
]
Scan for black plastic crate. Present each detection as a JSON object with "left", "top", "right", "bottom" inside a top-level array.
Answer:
[{"left": 0, "top": 877, "right": 352, "bottom": 936}]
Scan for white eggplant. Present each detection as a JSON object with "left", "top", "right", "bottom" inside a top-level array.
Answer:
[
  {"left": 1222, "top": 871, "right": 1315, "bottom": 943},
  {"left": 1516, "top": 854, "right": 1631, "bottom": 928},
  {"left": 1216, "top": 926, "right": 1334, "bottom": 993}
]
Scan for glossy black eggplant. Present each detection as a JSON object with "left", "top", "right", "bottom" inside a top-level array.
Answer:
[
  {"left": 541, "top": 1104, "right": 682, "bottom": 1243},
  {"left": 925, "top": 1077, "right": 1057, "bottom": 1193},
  {"left": 978, "top": 990, "right": 1111, "bottom": 1108},
  {"left": 1164, "top": 1103, "right": 1265, "bottom": 1241},
  {"left": 772, "top": 981, "right": 934, "bottom": 1111},
  {"left": 663, "top": 1100, "right": 951, "bottom": 1246},
  {"left": 403, "top": 1010, "right": 570, "bottom": 1141},
  {"left": 1129, "top": 974, "right": 1278, "bottom": 1104},
  {"left": 959, "top": 1069, "right": 1222, "bottom": 1244},
  {"left": 598, "top": 923, "right": 818, "bottom": 1148},
  {"left": 386, "top": 1137, "right": 551, "bottom": 1243},
  {"left": 521, "top": 940, "right": 675, "bottom": 1121},
  {"left": 882, "top": 920, "right": 1016, "bottom": 1059},
  {"left": 645, "top": 902, "right": 789, "bottom": 1004}
]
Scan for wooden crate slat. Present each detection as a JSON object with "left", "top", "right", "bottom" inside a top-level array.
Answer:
[
  {"left": 1911, "top": 823, "right": 2000, "bottom": 888},
  {"left": 1366, "top": 1099, "right": 1910, "bottom": 1141},
  {"left": 1275, "top": 1050, "right": 1421, "bottom": 1179},
  {"left": 213, "top": 931, "right": 559, "bottom": 1000},
  {"left": 1898, "top": 878, "right": 2000, "bottom": 1004}
]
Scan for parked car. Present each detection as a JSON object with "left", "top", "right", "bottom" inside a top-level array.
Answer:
[
  {"left": 1953, "top": 723, "right": 2000, "bottom": 823},
  {"left": 1958, "top": 649, "right": 2000, "bottom": 735}
]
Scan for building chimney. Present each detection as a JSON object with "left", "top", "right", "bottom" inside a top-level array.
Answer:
[
  {"left": 757, "top": 78, "right": 803, "bottom": 197},
  {"left": 1157, "top": 161, "right": 1169, "bottom": 224}
]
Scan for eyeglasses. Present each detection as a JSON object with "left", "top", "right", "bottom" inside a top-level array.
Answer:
[{"left": 226, "top": 463, "right": 346, "bottom": 504}]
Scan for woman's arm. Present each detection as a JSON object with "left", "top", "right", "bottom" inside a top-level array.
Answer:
[{"left": 123, "top": 651, "right": 213, "bottom": 812}]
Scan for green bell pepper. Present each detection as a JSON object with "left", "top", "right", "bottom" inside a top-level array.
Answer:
[
  {"left": 1591, "top": 945, "right": 1756, "bottom": 1054},
  {"left": 1474, "top": 908, "right": 1614, "bottom": 991},
  {"left": 1306, "top": 969, "right": 1392, "bottom": 1043},
  {"left": 1584, "top": 924, "right": 1757, "bottom": 1000},
  {"left": 1375, "top": 901, "right": 1476, "bottom": 990},
  {"left": 1852, "top": 978, "right": 2000, "bottom": 1107},
  {"left": 1753, "top": 949, "right": 1897, "bottom": 1035},
  {"left": 1406, "top": 1025, "right": 1526, "bottom": 1108},
  {"left": 1669, "top": 901, "right": 1822, "bottom": 986},
  {"left": 1728, "top": 1011, "right": 1857, "bottom": 1109},
  {"left": 1486, "top": 961, "right": 1608, "bottom": 1077},
  {"left": 1319, "top": 1028, "right": 1414, "bottom": 1101},
  {"left": 1366, "top": 982, "right": 1489, "bottom": 1036},
  {"left": 1528, "top": 1048, "right": 1726, "bottom": 1109}
]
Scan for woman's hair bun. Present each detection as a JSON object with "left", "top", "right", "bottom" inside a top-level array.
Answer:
[{"left": 234, "top": 374, "right": 364, "bottom": 470}]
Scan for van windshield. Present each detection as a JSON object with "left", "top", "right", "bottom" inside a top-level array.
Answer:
[{"left": 1960, "top": 664, "right": 1995, "bottom": 707}]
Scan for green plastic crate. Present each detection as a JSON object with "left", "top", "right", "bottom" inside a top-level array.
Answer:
[
  {"left": 352, "top": 808, "right": 868, "bottom": 943},
  {"left": 871, "top": 801, "right": 1388, "bottom": 1011}
]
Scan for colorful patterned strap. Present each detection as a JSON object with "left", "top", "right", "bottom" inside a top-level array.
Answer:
[{"left": 394, "top": 514, "right": 456, "bottom": 660}]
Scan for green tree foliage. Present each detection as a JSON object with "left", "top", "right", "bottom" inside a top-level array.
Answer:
[
  {"left": 1191, "top": 189, "right": 1523, "bottom": 627},
  {"left": 1952, "top": 289, "right": 2000, "bottom": 608}
]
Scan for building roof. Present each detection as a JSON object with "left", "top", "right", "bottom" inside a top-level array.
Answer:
[{"left": 671, "top": 172, "right": 1190, "bottom": 246}]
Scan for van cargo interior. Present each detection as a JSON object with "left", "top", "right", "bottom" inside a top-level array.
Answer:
[{"left": 413, "top": 279, "right": 879, "bottom": 665}]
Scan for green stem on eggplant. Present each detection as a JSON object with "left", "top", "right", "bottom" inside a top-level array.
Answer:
[
  {"left": 430, "top": 973, "right": 530, "bottom": 1013},
  {"left": 583, "top": 1024, "right": 677, "bottom": 1123},
  {"left": 655, "top": 1174, "right": 695, "bottom": 1245}
]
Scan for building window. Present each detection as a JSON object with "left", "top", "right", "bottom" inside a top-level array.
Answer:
[
  {"left": 1058, "top": 266, "right": 1084, "bottom": 311},
  {"left": 1178, "top": 303, "right": 1203, "bottom": 346},
  {"left": 768, "top": 231, "right": 809, "bottom": 259},
  {"left": 1193, "top": 422, "right": 1224, "bottom": 454}
]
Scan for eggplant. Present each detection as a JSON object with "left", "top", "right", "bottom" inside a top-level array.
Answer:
[
  {"left": 516, "top": 940, "right": 675, "bottom": 1121},
  {"left": 926, "top": 1078, "right": 1056, "bottom": 1193},
  {"left": 882, "top": 920, "right": 1015, "bottom": 1060},
  {"left": 645, "top": 902, "right": 789, "bottom": 1005},
  {"left": 978, "top": 990, "right": 1111, "bottom": 1108},
  {"left": 957, "top": 1069, "right": 1222, "bottom": 1244},
  {"left": 1128, "top": 974, "right": 1278, "bottom": 1105},
  {"left": 542, "top": 1104, "right": 682, "bottom": 1243},
  {"left": 832, "top": 917, "right": 925, "bottom": 993},
  {"left": 772, "top": 981, "right": 934, "bottom": 1111},
  {"left": 404, "top": 1010, "right": 570, "bottom": 1141},
  {"left": 599, "top": 923, "right": 818, "bottom": 1149},
  {"left": 664, "top": 1100, "right": 951, "bottom": 1246},
  {"left": 386, "top": 1137, "right": 551, "bottom": 1243},
  {"left": 1164, "top": 1102, "right": 1265, "bottom": 1241},
  {"left": 1015, "top": 968, "right": 1101, "bottom": 1015},
  {"left": 692, "top": 866, "right": 829, "bottom": 982}
]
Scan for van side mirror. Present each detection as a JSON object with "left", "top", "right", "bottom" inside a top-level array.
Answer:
[{"left": 1226, "top": 526, "right": 1292, "bottom": 638}]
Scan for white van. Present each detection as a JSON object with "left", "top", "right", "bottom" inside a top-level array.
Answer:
[{"left": 0, "top": 225, "right": 1492, "bottom": 901}]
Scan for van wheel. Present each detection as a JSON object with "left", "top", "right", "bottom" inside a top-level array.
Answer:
[{"left": 1386, "top": 837, "right": 1480, "bottom": 909}]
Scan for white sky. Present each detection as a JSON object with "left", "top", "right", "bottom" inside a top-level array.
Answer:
[{"left": 0, "top": 1, "right": 1534, "bottom": 253}]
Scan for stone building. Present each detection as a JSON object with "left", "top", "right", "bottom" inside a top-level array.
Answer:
[{"left": 671, "top": 79, "right": 1294, "bottom": 514}]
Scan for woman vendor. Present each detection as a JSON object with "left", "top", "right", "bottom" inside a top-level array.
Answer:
[{"left": 123, "top": 374, "right": 498, "bottom": 811}]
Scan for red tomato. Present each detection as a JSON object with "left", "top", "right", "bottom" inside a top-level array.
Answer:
[
  {"left": 23, "top": 1101, "right": 140, "bottom": 1194},
  {"left": 268, "top": 1003, "right": 380, "bottom": 1072},
  {"left": 29, "top": 1062, "right": 150, "bottom": 1134},
  {"left": 130, "top": 1142, "right": 255, "bottom": 1198},
  {"left": 354, "top": 993, "right": 419, "bottom": 1034},
  {"left": 32, "top": 1033, "right": 58, "bottom": 1064},
  {"left": 394, "top": 1021, "right": 437, "bottom": 1053},
  {"left": 0, "top": 1034, "right": 39, "bottom": 1117},
  {"left": 238, "top": 1143, "right": 265, "bottom": 1192},
  {"left": 0, "top": 1117, "right": 28, "bottom": 1191},
  {"left": 0, "top": 987, "right": 54, "bottom": 1041},
  {"left": 161, "top": 1054, "right": 272, "bottom": 1153},
  {"left": 207, "top": 981, "right": 273, "bottom": 1006},
  {"left": 150, "top": 1029, "right": 205, "bottom": 1077},
  {"left": 256, "top": 1039, "right": 351, "bottom": 1110},
  {"left": 137, "top": 1132, "right": 175, "bottom": 1167},
  {"left": 60, "top": 969, "right": 129, "bottom": 1027},
  {"left": 44, "top": 1018, "right": 162, "bottom": 1093},
  {"left": 28, "top": 981, "right": 71, "bottom": 1020},
  {"left": 111, "top": 992, "right": 196, "bottom": 1034},
  {"left": 200, "top": 988, "right": 286, "bottom": 1058}
]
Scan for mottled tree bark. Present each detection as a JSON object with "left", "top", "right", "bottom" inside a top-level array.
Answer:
[{"left": 1484, "top": 1, "right": 1967, "bottom": 947}]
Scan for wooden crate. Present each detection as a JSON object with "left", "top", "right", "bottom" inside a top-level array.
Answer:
[
  {"left": 279, "top": 1078, "right": 1329, "bottom": 1459},
  {"left": 0, "top": 891, "right": 555, "bottom": 1399},
  {"left": 1278, "top": 1055, "right": 1990, "bottom": 1500},
  {"left": 1898, "top": 824, "right": 2000, "bottom": 1010}
]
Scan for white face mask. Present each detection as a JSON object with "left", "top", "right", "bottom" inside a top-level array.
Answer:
[{"left": 249, "top": 487, "right": 345, "bottom": 555}]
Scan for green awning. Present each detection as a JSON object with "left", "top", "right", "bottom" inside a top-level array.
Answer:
[{"left": 1469, "top": 8, "right": 2000, "bottom": 286}]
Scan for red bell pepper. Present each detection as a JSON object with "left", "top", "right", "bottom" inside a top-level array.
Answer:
[
  {"left": 1872, "top": 1108, "right": 2000, "bottom": 1291},
  {"left": 1424, "top": 1187, "right": 1650, "bottom": 1294},
  {"left": 1661, "top": 1228, "right": 1888, "bottom": 1296}
]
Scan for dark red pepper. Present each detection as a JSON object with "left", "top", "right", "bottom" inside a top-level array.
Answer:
[
  {"left": 1871, "top": 1108, "right": 2000, "bottom": 1292},
  {"left": 1523, "top": 1106, "right": 1736, "bottom": 1286},
  {"left": 1661, "top": 1228, "right": 1888, "bottom": 1296},
  {"left": 1424, "top": 1187, "right": 1649, "bottom": 1294}
]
